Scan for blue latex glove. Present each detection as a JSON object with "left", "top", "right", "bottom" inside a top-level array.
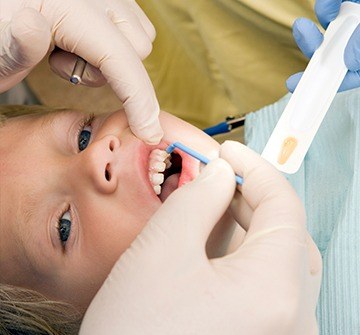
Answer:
[{"left": 287, "top": 0, "right": 360, "bottom": 92}]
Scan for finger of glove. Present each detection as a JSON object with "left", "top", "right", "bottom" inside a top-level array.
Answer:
[
  {"left": 219, "top": 141, "right": 306, "bottom": 239},
  {"left": 229, "top": 191, "right": 254, "bottom": 231},
  {"left": 338, "top": 70, "right": 360, "bottom": 91},
  {"left": 220, "top": 142, "right": 319, "bottom": 305},
  {"left": 49, "top": 50, "right": 106, "bottom": 87},
  {"left": 127, "top": 0, "right": 156, "bottom": 42},
  {"left": 315, "top": 0, "right": 342, "bottom": 29},
  {"left": 293, "top": 18, "right": 323, "bottom": 59},
  {"left": 0, "top": 8, "right": 50, "bottom": 88},
  {"left": 106, "top": 3, "right": 153, "bottom": 60},
  {"left": 143, "top": 158, "right": 236, "bottom": 257},
  {"left": 46, "top": 4, "right": 163, "bottom": 144},
  {"left": 344, "top": 24, "right": 360, "bottom": 71},
  {"left": 220, "top": 142, "right": 310, "bottom": 284},
  {"left": 286, "top": 72, "right": 303, "bottom": 93}
]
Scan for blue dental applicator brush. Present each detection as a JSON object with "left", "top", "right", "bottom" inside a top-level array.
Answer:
[{"left": 165, "top": 142, "right": 243, "bottom": 185}]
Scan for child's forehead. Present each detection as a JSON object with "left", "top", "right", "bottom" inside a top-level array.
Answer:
[
  {"left": 0, "top": 110, "right": 77, "bottom": 151},
  {"left": 2, "top": 109, "right": 90, "bottom": 133},
  {"left": 38, "top": 109, "right": 82, "bottom": 127}
]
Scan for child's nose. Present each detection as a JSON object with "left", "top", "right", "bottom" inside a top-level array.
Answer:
[{"left": 79, "top": 134, "right": 121, "bottom": 194}]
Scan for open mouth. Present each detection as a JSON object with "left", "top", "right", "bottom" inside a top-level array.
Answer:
[
  {"left": 148, "top": 148, "right": 194, "bottom": 202},
  {"left": 160, "top": 152, "right": 182, "bottom": 202}
]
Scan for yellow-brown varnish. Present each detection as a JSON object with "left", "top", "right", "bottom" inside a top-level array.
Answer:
[{"left": 278, "top": 137, "right": 298, "bottom": 165}]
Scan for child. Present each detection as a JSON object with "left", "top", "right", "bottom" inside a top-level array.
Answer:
[
  {"left": 3, "top": 86, "right": 358, "bottom": 334},
  {"left": 0, "top": 104, "right": 245, "bottom": 334}
]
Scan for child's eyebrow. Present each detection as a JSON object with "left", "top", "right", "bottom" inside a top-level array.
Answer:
[
  {"left": 39, "top": 109, "right": 74, "bottom": 130},
  {"left": 38, "top": 110, "right": 85, "bottom": 153},
  {"left": 22, "top": 188, "right": 42, "bottom": 230},
  {"left": 13, "top": 187, "right": 54, "bottom": 280}
]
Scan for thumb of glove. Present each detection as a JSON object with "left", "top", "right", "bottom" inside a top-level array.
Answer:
[{"left": 0, "top": 8, "right": 51, "bottom": 92}]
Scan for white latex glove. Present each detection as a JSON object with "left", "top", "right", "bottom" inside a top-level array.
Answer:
[
  {"left": 0, "top": 0, "right": 162, "bottom": 143},
  {"left": 80, "top": 141, "right": 322, "bottom": 335}
]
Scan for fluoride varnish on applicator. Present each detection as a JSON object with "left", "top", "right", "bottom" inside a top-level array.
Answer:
[{"left": 261, "top": 2, "right": 360, "bottom": 174}]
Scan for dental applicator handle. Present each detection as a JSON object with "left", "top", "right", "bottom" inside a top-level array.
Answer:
[{"left": 261, "top": 2, "right": 360, "bottom": 174}]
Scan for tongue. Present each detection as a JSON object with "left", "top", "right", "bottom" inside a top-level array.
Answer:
[{"left": 159, "top": 173, "right": 180, "bottom": 202}]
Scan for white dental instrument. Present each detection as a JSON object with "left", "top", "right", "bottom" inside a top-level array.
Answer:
[{"left": 261, "top": 2, "right": 360, "bottom": 174}]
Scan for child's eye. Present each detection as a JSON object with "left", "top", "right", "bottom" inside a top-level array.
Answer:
[
  {"left": 77, "top": 114, "right": 95, "bottom": 151},
  {"left": 58, "top": 210, "right": 72, "bottom": 245},
  {"left": 78, "top": 126, "right": 92, "bottom": 151}
]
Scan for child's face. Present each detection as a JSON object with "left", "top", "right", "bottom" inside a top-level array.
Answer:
[{"left": 0, "top": 109, "right": 218, "bottom": 310}]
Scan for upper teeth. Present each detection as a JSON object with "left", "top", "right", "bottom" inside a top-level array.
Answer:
[{"left": 149, "top": 149, "right": 172, "bottom": 195}]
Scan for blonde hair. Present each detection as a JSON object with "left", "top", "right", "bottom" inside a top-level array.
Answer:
[
  {"left": 0, "top": 105, "right": 67, "bottom": 126},
  {"left": 0, "top": 284, "right": 81, "bottom": 335},
  {"left": 0, "top": 105, "right": 82, "bottom": 334}
]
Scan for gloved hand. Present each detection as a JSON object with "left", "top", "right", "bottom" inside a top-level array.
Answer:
[
  {"left": 287, "top": 0, "right": 360, "bottom": 93},
  {"left": 80, "top": 141, "right": 322, "bottom": 335},
  {"left": 0, "top": 0, "right": 162, "bottom": 144}
]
